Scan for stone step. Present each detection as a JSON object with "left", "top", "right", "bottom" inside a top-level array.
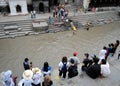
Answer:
[{"left": 0, "top": 11, "right": 119, "bottom": 39}]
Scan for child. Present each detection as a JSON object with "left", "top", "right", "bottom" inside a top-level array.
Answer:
[{"left": 30, "top": 62, "right": 33, "bottom": 70}]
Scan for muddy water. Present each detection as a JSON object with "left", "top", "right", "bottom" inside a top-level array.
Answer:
[{"left": 0, "top": 21, "right": 120, "bottom": 79}]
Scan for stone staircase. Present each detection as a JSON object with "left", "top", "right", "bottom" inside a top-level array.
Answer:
[
  {"left": 70, "top": 11, "right": 120, "bottom": 28},
  {"left": 47, "top": 11, "right": 120, "bottom": 33},
  {"left": 0, "top": 20, "right": 33, "bottom": 38},
  {"left": 0, "top": 11, "right": 119, "bottom": 39}
]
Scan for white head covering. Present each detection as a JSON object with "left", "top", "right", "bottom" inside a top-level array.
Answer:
[
  {"left": 32, "top": 67, "right": 41, "bottom": 74},
  {"left": 23, "top": 70, "right": 33, "bottom": 80},
  {"left": 4, "top": 70, "right": 12, "bottom": 81}
]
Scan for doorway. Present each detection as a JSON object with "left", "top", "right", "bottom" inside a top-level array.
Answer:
[
  {"left": 39, "top": 3, "right": 44, "bottom": 12},
  {"left": 16, "top": 5, "right": 21, "bottom": 12}
]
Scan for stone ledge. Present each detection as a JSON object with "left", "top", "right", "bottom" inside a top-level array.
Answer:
[
  {"left": 4, "top": 25, "right": 18, "bottom": 31},
  {"left": 32, "top": 22, "right": 48, "bottom": 31}
]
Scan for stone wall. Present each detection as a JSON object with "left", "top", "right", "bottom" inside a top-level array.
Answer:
[{"left": 8, "top": 0, "right": 28, "bottom": 15}]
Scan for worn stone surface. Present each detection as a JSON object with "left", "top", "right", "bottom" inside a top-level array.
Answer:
[{"left": 0, "top": 20, "right": 120, "bottom": 86}]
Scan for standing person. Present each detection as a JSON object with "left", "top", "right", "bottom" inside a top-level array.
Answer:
[
  {"left": 68, "top": 52, "right": 80, "bottom": 67},
  {"left": 42, "top": 75, "right": 53, "bottom": 86},
  {"left": 42, "top": 62, "right": 52, "bottom": 77},
  {"left": 31, "top": 11, "right": 33, "bottom": 19},
  {"left": 49, "top": 16, "right": 53, "bottom": 25},
  {"left": 65, "top": 10, "right": 68, "bottom": 17},
  {"left": 23, "top": 58, "right": 30, "bottom": 70},
  {"left": 68, "top": 59, "right": 78, "bottom": 78},
  {"left": 22, "top": 70, "right": 33, "bottom": 86},
  {"left": 111, "top": 43, "right": 116, "bottom": 57},
  {"left": 105, "top": 44, "right": 112, "bottom": 60},
  {"left": 58, "top": 56, "right": 69, "bottom": 79},
  {"left": 33, "top": 10, "right": 36, "bottom": 18},
  {"left": 32, "top": 67, "right": 42, "bottom": 86},
  {"left": 2, "top": 70, "right": 16, "bottom": 86},
  {"left": 53, "top": 7, "right": 56, "bottom": 17},
  {"left": 73, "top": 7, "right": 76, "bottom": 16},
  {"left": 98, "top": 46, "right": 107, "bottom": 63},
  {"left": 114, "top": 40, "right": 119, "bottom": 53}
]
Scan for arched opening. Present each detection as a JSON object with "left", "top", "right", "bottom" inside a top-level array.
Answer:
[
  {"left": 39, "top": 3, "right": 44, "bottom": 12},
  {"left": 16, "top": 5, "right": 21, "bottom": 13}
]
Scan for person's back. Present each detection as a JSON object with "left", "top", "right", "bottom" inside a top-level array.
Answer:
[
  {"left": 87, "top": 63, "right": 101, "bottom": 79},
  {"left": 99, "top": 47, "right": 107, "bottom": 60},
  {"left": 3, "top": 70, "right": 15, "bottom": 86},
  {"left": 22, "top": 79, "right": 33, "bottom": 86},
  {"left": 86, "top": 57, "right": 101, "bottom": 79},
  {"left": 23, "top": 58, "right": 30, "bottom": 70},
  {"left": 42, "top": 75, "right": 53, "bottom": 86},
  {"left": 68, "top": 65, "right": 78, "bottom": 78},
  {"left": 69, "top": 52, "right": 80, "bottom": 67},
  {"left": 68, "top": 59, "right": 78, "bottom": 78},
  {"left": 58, "top": 56, "right": 69, "bottom": 79},
  {"left": 100, "top": 59, "right": 111, "bottom": 77},
  {"left": 42, "top": 62, "right": 51, "bottom": 77}
]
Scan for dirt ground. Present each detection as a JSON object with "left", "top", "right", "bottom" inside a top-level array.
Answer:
[{"left": 0, "top": 21, "right": 120, "bottom": 85}]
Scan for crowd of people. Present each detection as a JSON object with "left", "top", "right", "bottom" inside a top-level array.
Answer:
[
  {"left": 52, "top": 4, "right": 69, "bottom": 19},
  {"left": 81, "top": 40, "right": 119, "bottom": 79},
  {"left": 0, "top": 40, "right": 119, "bottom": 86}
]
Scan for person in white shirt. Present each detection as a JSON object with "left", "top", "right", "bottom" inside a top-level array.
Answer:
[
  {"left": 32, "top": 67, "right": 42, "bottom": 86},
  {"left": 98, "top": 46, "right": 107, "bottom": 63},
  {"left": 58, "top": 56, "right": 69, "bottom": 79},
  {"left": 21, "top": 70, "right": 33, "bottom": 86},
  {"left": 33, "top": 10, "right": 36, "bottom": 18},
  {"left": 100, "top": 59, "right": 111, "bottom": 77}
]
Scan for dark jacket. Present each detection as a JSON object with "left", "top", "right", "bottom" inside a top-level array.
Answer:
[
  {"left": 68, "top": 65, "right": 78, "bottom": 78},
  {"left": 86, "top": 63, "right": 101, "bottom": 79},
  {"left": 23, "top": 62, "right": 30, "bottom": 70}
]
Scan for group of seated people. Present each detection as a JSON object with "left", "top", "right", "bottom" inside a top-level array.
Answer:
[
  {"left": 81, "top": 53, "right": 111, "bottom": 79},
  {"left": 81, "top": 40, "right": 119, "bottom": 79}
]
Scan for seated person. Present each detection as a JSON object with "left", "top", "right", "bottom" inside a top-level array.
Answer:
[
  {"left": 85, "top": 57, "right": 101, "bottom": 79},
  {"left": 81, "top": 53, "right": 93, "bottom": 71},
  {"left": 100, "top": 59, "right": 111, "bottom": 78},
  {"left": 42, "top": 62, "right": 52, "bottom": 77}
]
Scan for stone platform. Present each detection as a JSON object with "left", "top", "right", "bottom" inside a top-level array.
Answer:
[{"left": 32, "top": 21, "right": 48, "bottom": 31}]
